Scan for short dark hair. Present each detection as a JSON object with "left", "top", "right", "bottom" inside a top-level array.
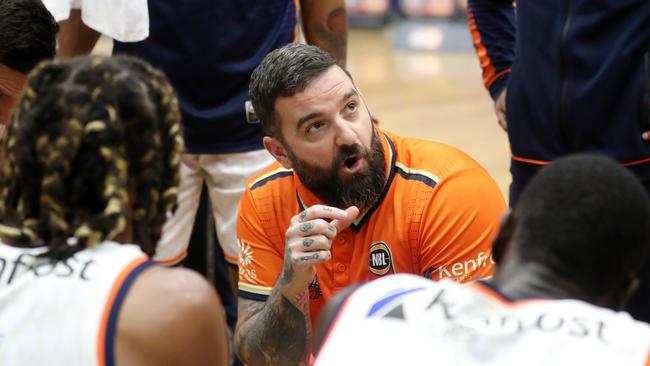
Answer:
[
  {"left": 249, "top": 43, "right": 351, "bottom": 138},
  {"left": 0, "top": 56, "right": 184, "bottom": 259},
  {"left": 0, "top": 0, "right": 58, "bottom": 73},
  {"left": 513, "top": 154, "right": 650, "bottom": 298}
]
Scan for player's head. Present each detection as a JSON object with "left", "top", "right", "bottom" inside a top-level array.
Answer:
[
  {"left": 0, "top": 0, "right": 58, "bottom": 125},
  {"left": 0, "top": 55, "right": 184, "bottom": 259},
  {"left": 493, "top": 154, "right": 650, "bottom": 308},
  {"left": 250, "top": 43, "right": 385, "bottom": 209}
]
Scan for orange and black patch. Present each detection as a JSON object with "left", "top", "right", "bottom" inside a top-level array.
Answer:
[{"left": 369, "top": 241, "right": 394, "bottom": 276}]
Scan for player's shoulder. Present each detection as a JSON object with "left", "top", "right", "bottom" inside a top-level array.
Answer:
[
  {"left": 116, "top": 265, "right": 228, "bottom": 365},
  {"left": 315, "top": 274, "right": 440, "bottom": 349},
  {"left": 336, "top": 274, "right": 448, "bottom": 309},
  {"left": 386, "top": 130, "right": 486, "bottom": 180},
  {"left": 123, "top": 265, "right": 222, "bottom": 324},
  {"left": 245, "top": 161, "right": 294, "bottom": 193}
]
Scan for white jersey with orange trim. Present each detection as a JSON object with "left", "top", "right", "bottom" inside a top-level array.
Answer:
[
  {"left": 315, "top": 274, "right": 650, "bottom": 366},
  {"left": 0, "top": 241, "right": 151, "bottom": 365}
]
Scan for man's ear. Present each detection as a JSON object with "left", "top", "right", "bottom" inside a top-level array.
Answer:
[
  {"left": 263, "top": 136, "right": 292, "bottom": 169},
  {"left": 492, "top": 210, "right": 515, "bottom": 264}
]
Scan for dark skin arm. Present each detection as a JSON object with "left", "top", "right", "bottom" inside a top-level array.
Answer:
[
  {"left": 300, "top": 0, "right": 348, "bottom": 66},
  {"left": 115, "top": 266, "right": 229, "bottom": 366},
  {"left": 56, "top": 9, "right": 101, "bottom": 58}
]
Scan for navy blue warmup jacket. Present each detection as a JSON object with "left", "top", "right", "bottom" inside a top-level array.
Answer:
[{"left": 468, "top": 0, "right": 650, "bottom": 176}]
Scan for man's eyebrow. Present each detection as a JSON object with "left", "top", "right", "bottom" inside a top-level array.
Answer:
[
  {"left": 341, "top": 88, "right": 358, "bottom": 102},
  {"left": 297, "top": 112, "right": 323, "bottom": 131},
  {"left": 295, "top": 88, "right": 359, "bottom": 131}
]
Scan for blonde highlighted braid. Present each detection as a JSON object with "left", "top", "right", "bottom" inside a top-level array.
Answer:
[{"left": 0, "top": 56, "right": 184, "bottom": 259}]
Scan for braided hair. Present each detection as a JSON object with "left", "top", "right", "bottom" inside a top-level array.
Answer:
[{"left": 0, "top": 55, "right": 184, "bottom": 259}]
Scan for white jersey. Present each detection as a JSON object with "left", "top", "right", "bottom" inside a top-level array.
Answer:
[
  {"left": 316, "top": 274, "right": 650, "bottom": 366},
  {"left": 0, "top": 241, "right": 151, "bottom": 365}
]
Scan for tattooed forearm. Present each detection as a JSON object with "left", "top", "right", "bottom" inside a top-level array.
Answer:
[{"left": 235, "top": 293, "right": 310, "bottom": 366}]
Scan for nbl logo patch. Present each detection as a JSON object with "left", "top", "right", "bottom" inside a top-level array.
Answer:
[{"left": 369, "top": 241, "right": 394, "bottom": 276}]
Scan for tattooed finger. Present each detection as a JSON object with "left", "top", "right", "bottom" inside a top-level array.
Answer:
[
  {"left": 303, "top": 238, "right": 314, "bottom": 248},
  {"left": 299, "top": 222, "right": 314, "bottom": 232},
  {"left": 300, "top": 253, "right": 320, "bottom": 261}
]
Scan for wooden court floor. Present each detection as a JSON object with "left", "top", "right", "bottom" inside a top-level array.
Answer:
[
  {"left": 347, "top": 28, "right": 511, "bottom": 201},
  {"left": 95, "top": 28, "right": 512, "bottom": 201}
]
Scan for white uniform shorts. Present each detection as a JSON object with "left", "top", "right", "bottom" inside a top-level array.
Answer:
[
  {"left": 154, "top": 149, "right": 274, "bottom": 265},
  {"left": 42, "top": 0, "right": 149, "bottom": 42}
]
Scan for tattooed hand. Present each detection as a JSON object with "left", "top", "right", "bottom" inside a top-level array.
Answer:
[{"left": 279, "top": 204, "right": 359, "bottom": 301}]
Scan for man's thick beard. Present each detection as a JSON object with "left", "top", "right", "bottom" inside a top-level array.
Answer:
[{"left": 289, "top": 131, "right": 387, "bottom": 210}]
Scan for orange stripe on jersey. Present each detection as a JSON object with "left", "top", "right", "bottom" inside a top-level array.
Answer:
[
  {"left": 513, "top": 153, "right": 650, "bottom": 167},
  {"left": 511, "top": 154, "right": 551, "bottom": 166},
  {"left": 467, "top": 7, "right": 511, "bottom": 90},
  {"left": 224, "top": 252, "right": 239, "bottom": 265},
  {"left": 97, "top": 256, "right": 148, "bottom": 366},
  {"left": 155, "top": 250, "right": 187, "bottom": 266},
  {"left": 623, "top": 156, "right": 650, "bottom": 167}
]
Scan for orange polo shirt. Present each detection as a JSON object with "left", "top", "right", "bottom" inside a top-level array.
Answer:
[{"left": 236, "top": 129, "right": 506, "bottom": 325}]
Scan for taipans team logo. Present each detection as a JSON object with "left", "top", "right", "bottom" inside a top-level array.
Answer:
[{"left": 369, "top": 241, "right": 395, "bottom": 276}]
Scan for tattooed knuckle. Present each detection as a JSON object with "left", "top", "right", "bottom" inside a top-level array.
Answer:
[{"left": 298, "top": 210, "right": 307, "bottom": 222}]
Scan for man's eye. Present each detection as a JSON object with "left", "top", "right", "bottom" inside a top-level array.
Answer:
[
  {"left": 308, "top": 121, "right": 324, "bottom": 133},
  {"left": 346, "top": 102, "right": 358, "bottom": 113}
]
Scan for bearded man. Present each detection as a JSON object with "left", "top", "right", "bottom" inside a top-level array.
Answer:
[{"left": 233, "top": 43, "right": 506, "bottom": 366}]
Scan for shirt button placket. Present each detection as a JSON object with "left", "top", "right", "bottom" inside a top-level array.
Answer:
[{"left": 332, "top": 232, "right": 351, "bottom": 287}]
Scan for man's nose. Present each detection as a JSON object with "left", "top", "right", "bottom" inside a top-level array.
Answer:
[{"left": 334, "top": 118, "right": 357, "bottom": 147}]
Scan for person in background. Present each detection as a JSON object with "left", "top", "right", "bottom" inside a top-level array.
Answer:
[
  {"left": 467, "top": 0, "right": 650, "bottom": 323},
  {"left": 42, "top": 0, "right": 148, "bottom": 57},
  {"left": 112, "top": 5, "right": 348, "bottom": 359},
  {"left": 0, "top": 55, "right": 228, "bottom": 365},
  {"left": 0, "top": 0, "right": 57, "bottom": 134},
  {"left": 315, "top": 154, "right": 650, "bottom": 366}
]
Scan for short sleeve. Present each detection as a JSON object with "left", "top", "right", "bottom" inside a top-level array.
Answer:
[
  {"left": 418, "top": 167, "right": 506, "bottom": 282},
  {"left": 236, "top": 186, "right": 284, "bottom": 301}
]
